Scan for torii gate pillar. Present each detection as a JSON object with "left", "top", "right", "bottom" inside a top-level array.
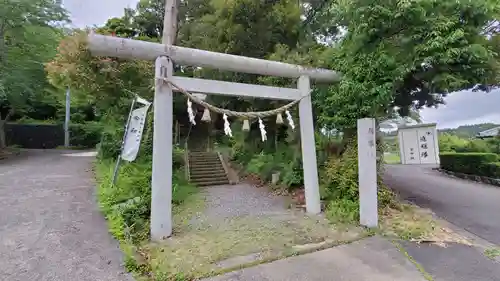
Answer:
[
  {"left": 298, "top": 76, "right": 321, "bottom": 214},
  {"left": 151, "top": 56, "right": 174, "bottom": 240},
  {"left": 150, "top": 0, "right": 177, "bottom": 240}
]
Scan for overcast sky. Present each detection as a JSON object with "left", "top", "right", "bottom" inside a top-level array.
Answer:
[
  {"left": 420, "top": 89, "right": 500, "bottom": 129},
  {"left": 63, "top": 0, "right": 138, "bottom": 29},
  {"left": 64, "top": 0, "right": 500, "bottom": 130}
]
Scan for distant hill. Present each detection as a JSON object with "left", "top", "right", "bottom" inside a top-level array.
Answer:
[
  {"left": 379, "top": 122, "right": 500, "bottom": 140},
  {"left": 438, "top": 123, "right": 500, "bottom": 138}
]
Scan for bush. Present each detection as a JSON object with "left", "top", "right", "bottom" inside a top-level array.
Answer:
[
  {"left": 98, "top": 126, "right": 123, "bottom": 159},
  {"left": 241, "top": 145, "right": 304, "bottom": 189},
  {"left": 246, "top": 153, "right": 277, "bottom": 181},
  {"left": 321, "top": 138, "right": 395, "bottom": 223},
  {"left": 439, "top": 133, "right": 469, "bottom": 152},
  {"left": 326, "top": 198, "right": 360, "bottom": 224},
  {"left": 439, "top": 133, "right": 500, "bottom": 154},
  {"left": 321, "top": 143, "right": 359, "bottom": 202},
  {"left": 69, "top": 122, "right": 104, "bottom": 148},
  {"left": 97, "top": 160, "right": 152, "bottom": 242},
  {"left": 457, "top": 140, "right": 494, "bottom": 153},
  {"left": 480, "top": 162, "right": 500, "bottom": 179},
  {"left": 440, "top": 152, "right": 499, "bottom": 177},
  {"left": 96, "top": 152, "right": 196, "bottom": 243}
]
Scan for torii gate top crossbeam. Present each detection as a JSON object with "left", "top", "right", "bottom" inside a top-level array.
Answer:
[{"left": 88, "top": 34, "right": 341, "bottom": 83}]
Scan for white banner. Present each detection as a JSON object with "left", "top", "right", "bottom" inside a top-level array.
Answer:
[{"left": 121, "top": 102, "right": 151, "bottom": 162}]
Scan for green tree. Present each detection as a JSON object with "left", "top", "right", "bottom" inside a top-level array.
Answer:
[
  {"left": 45, "top": 31, "right": 154, "bottom": 120},
  {"left": 0, "top": 0, "right": 68, "bottom": 148},
  {"left": 315, "top": 0, "right": 499, "bottom": 132}
]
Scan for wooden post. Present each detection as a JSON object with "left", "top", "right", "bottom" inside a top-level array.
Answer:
[
  {"left": 150, "top": 0, "right": 177, "bottom": 241},
  {"left": 357, "top": 118, "right": 378, "bottom": 228},
  {"left": 298, "top": 76, "right": 321, "bottom": 214}
]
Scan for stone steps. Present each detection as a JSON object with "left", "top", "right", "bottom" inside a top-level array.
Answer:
[{"left": 188, "top": 151, "right": 229, "bottom": 186}]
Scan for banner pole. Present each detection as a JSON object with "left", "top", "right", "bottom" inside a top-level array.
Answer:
[{"left": 111, "top": 96, "right": 137, "bottom": 187}]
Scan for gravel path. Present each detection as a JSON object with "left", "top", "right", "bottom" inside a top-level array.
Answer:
[
  {"left": 202, "top": 183, "right": 292, "bottom": 220},
  {"left": 0, "top": 150, "right": 133, "bottom": 281},
  {"left": 156, "top": 183, "right": 365, "bottom": 277}
]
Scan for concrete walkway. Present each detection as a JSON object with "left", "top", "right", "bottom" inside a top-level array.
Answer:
[
  {"left": 204, "top": 236, "right": 426, "bottom": 281},
  {"left": 0, "top": 150, "right": 132, "bottom": 281}
]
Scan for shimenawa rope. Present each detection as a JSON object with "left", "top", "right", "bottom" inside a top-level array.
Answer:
[{"left": 156, "top": 77, "right": 306, "bottom": 118}]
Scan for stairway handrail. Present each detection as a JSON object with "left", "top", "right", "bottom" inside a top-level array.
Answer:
[{"left": 184, "top": 123, "right": 193, "bottom": 181}]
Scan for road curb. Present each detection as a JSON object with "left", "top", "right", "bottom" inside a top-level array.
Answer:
[{"left": 433, "top": 168, "right": 500, "bottom": 188}]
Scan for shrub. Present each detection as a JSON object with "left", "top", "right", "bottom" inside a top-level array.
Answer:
[
  {"left": 321, "top": 140, "right": 360, "bottom": 202},
  {"left": 240, "top": 144, "right": 305, "bottom": 189},
  {"left": 321, "top": 138, "right": 395, "bottom": 223},
  {"left": 97, "top": 160, "right": 152, "bottom": 242},
  {"left": 325, "top": 198, "right": 360, "bottom": 224},
  {"left": 246, "top": 153, "right": 276, "bottom": 181},
  {"left": 439, "top": 133, "right": 499, "bottom": 154},
  {"left": 440, "top": 152, "right": 499, "bottom": 177},
  {"left": 98, "top": 126, "right": 123, "bottom": 159},
  {"left": 96, "top": 152, "right": 196, "bottom": 243},
  {"left": 69, "top": 122, "right": 104, "bottom": 148},
  {"left": 439, "top": 133, "right": 469, "bottom": 152},
  {"left": 480, "top": 162, "right": 500, "bottom": 179},
  {"left": 456, "top": 140, "right": 494, "bottom": 153},
  {"left": 279, "top": 158, "right": 303, "bottom": 187}
]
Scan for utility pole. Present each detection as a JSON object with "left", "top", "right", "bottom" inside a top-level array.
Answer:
[{"left": 64, "top": 87, "right": 70, "bottom": 148}]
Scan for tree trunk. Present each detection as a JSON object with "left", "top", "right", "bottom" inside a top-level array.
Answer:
[
  {"left": 339, "top": 128, "right": 356, "bottom": 156},
  {"left": 0, "top": 110, "right": 13, "bottom": 149},
  {"left": 0, "top": 21, "right": 7, "bottom": 67},
  {"left": 0, "top": 123, "right": 6, "bottom": 149}
]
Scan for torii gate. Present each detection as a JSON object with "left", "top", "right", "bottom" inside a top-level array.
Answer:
[{"left": 87, "top": 0, "right": 370, "bottom": 241}]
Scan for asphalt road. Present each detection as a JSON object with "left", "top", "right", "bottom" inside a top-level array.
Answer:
[
  {"left": 401, "top": 241, "right": 500, "bottom": 281},
  {"left": 384, "top": 164, "right": 500, "bottom": 246},
  {"left": 0, "top": 150, "right": 132, "bottom": 281}
]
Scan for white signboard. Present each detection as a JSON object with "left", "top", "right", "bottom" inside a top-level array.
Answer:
[
  {"left": 400, "top": 130, "right": 420, "bottom": 164},
  {"left": 398, "top": 123, "right": 439, "bottom": 165},
  {"left": 121, "top": 103, "right": 151, "bottom": 162},
  {"left": 416, "top": 128, "right": 437, "bottom": 164}
]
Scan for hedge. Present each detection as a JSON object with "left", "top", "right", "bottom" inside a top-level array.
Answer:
[
  {"left": 5, "top": 123, "right": 64, "bottom": 149},
  {"left": 440, "top": 152, "right": 499, "bottom": 178},
  {"left": 6, "top": 122, "right": 105, "bottom": 149},
  {"left": 481, "top": 162, "right": 500, "bottom": 179}
]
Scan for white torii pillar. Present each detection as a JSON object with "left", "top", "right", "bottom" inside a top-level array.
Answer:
[{"left": 87, "top": 1, "right": 341, "bottom": 241}]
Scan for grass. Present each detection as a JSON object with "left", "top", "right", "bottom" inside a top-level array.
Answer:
[
  {"left": 380, "top": 204, "right": 471, "bottom": 245},
  {"left": 484, "top": 248, "right": 500, "bottom": 260},
  {"left": 94, "top": 157, "right": 200, "bottom": 280},
  {"left": 384, "top": 152, "right": 401, "bottom": 164}
]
